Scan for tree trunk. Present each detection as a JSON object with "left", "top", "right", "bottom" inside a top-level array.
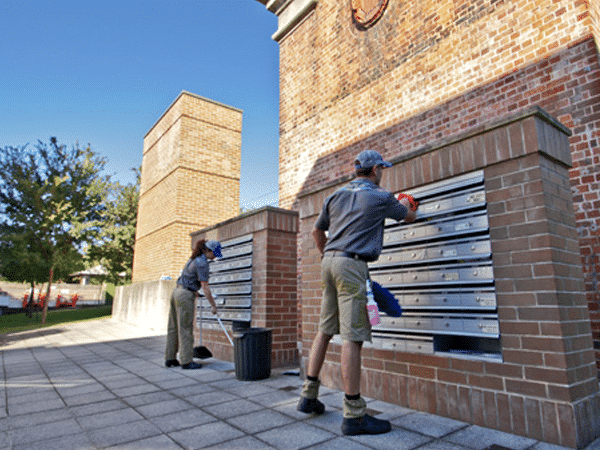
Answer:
[
  {"left": 26, "top": 282, "right": 34, "bottom": 318},
  {"left": 41, "top": 267, "right": 54, "bottom": 324}
]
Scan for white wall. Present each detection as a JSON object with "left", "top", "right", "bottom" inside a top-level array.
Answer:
[{"left": 113, "top": 280, "right": 176, "bottom": 333}]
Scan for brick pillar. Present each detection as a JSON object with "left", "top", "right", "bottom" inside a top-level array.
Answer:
[
  {"left": 191, "top": 207, "right": 299, "bottom": 368},
  {"left": 132, "top": 91, "right": 242, "bottom": 282},
  {"left": 297, "top": 107, "right": 600, "bottom": 448}
]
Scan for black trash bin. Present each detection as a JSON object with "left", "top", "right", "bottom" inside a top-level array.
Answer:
[{"left": 233, "top": 327, "right": 272, "bottom": 381}]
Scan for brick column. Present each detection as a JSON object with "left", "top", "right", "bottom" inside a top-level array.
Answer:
[
  {"left": 191, "top": 207, "right": 299, "bottom": 368},
  {"left": 132, "top": 91, "right": 242, "bottom": 282},
  {"left": 297, "top": 107, "right": 600, "bottom": 448}
]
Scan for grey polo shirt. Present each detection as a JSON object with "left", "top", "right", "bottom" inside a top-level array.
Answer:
[
  {"left": 314, "top": 178, "right": 408, "bottom": 262},
  {"left": 177, "top": 255, "right": 210, "bottom": 291}
]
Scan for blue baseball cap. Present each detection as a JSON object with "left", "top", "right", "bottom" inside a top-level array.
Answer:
[
  {"left": 205, "top": 240, "right": 222, "bottom": 258},
  {"left": 355, "top": 150, "right": 392, "bottom": 169}
]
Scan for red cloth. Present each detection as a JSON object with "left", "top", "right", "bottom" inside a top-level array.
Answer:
[{"left": 397, "top": 193, "right": 419, "bottom": 211}]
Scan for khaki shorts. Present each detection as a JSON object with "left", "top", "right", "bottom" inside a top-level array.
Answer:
[{"left": 319, "top": 254, "right": 371, "bottom": 342}]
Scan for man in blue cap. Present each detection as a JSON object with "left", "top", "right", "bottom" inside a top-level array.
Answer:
[{"left": 297, "top": 150, "right": 416, "bottom": 435}]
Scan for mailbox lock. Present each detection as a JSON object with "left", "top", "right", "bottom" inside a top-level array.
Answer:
[{"left": 415, "top": 297, "right": 420, "bottom": 303}]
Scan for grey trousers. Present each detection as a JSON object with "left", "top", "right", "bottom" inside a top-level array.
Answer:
[{"left": 165, "top": 287, "right": 196, "bottom": 365}]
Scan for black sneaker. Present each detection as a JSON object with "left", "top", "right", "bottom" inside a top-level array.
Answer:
[
  {"left": 341, "top": 414, "right": 391, "bottom": 435},
  {"left": 165, "top": 359, "right": 180, "bottom": 367},
  {"left": 297, "top": 397, "right": 325, "bottom": 415},
  {"left": 181, "top": 362, "right": 202, "bottom": 370}
]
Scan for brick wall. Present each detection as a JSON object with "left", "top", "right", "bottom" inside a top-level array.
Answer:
[
  {"left": 190, "top": 207, "right": 299, "bottom": 369},
  {"left": 132, "top": 91, "right": 242, "bottom": 282},
  {"left": 276, "top": 0, "right": 594, "bottom": 208},
  {"left": 260, "top": 0, "right": 600, "bottom": 376},
  {"left": 297, "top": 108, "right": 599, "bottom": 448}
]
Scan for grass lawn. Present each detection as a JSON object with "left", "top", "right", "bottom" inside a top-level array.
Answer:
[{"left": 0, "top": 306, "right": 112, "bottom": 334}]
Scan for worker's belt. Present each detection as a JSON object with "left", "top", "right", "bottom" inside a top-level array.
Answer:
[
  {"left": 177, "top": 285, "right": 197, "bottom": 293},
  {"left": 325, "top": 250, "right": 369, "bottom": 262}
]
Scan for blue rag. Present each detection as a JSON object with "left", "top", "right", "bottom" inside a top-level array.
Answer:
[{"left": 371, "top": 281, "right": 403, "bottom": 317}]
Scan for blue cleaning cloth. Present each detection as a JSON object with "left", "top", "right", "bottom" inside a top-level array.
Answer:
[{"left": 371, "top": 281, "right": 403, "bottom": 317}]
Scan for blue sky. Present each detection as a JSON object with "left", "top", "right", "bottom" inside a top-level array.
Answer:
[{"left": 0, "top": 1, "right": 280, "bottom": 210}]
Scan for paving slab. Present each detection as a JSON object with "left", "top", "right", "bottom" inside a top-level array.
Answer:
[
  {"left": 444, "top": 425, "right": 538, "bottom": 450},
  {"left": 203, "top": 398, "right": 264, "bottom": 420},
  {"left": 135, "top": 397, "right": 194, "bottom": 418},
  {"left": 392, "top": 411, "right": 469, "bottom": 438},
  {"left": 306, "top": 436, "right": 380, "bottom": 450},
  {"left": 8, "top": 417, "right": 83, "bottom": 447},
  {"left": 204, "top": 435, "right": 278, "bottom": 450},
  {"left": 225, "top": 409, "right": 295, "bottom": 434},
  {"left": 348, "top": 426, "right": 433, "bottom": 450},
  {"left": 255, "top": 422, "right": 336, "bottom": 450},
  {"left": 169, "top": 420, "right": 246, "bottom": 450},
  {"left": 0, "top": 318, "right": 591, "bottom": 450},
  {"left": 148, "top": 408, "right": 217, "bottom": 433},
  {"left": 86, "top": 418, "right": 162, "bottom": 448},
  {"left": 69, "top": 398, "right": 128, "bottom": 417},
  {"left": 105, "top": 434, "right": 184, "bottom": 450},
  {"left": 77, "top": 407, "right": 145, "bottom": 430},
  {"left": 13, "top": 431, "right": 96, "bottom": 450}
]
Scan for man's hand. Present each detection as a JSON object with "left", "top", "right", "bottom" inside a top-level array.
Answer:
[
  {"left": 398, "top": 195, "right": 417, "bottom": 223},
  {"left": 398, "top": 193, "right": 418, "bottom": 211}
]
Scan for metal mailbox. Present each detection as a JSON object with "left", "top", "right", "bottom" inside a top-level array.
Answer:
[
  {"left": 197, "top": 235, "right": 253, "bottom": 331},
  {"left": 368, "top": 170, "right": 501, "bottom": 360}
]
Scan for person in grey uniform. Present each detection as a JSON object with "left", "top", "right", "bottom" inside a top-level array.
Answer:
[
  {"left": 165, "top": 239, "right": 222, "bottom": 370},
  {"left": 297, "top": 150, "right": 417, "bottom": 435}
]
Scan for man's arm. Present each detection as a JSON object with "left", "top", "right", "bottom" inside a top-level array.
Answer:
[{"left": 312, "top": 227, "right": 327, "bottom": 255}]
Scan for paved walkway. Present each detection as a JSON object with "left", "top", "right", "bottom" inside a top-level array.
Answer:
[{"left": 0, "top": 318, "right": 598, "bottom": 450}]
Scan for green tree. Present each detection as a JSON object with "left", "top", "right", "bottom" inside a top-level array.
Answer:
[
  {"left": 86, "top": 169, "right": 139, "bottom": 285},
  {"left": 0, "top": 138, "right": 108, "bottom": 322}
]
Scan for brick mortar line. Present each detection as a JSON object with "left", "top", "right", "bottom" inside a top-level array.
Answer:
[
  {"left": 139, "top": 164, "right": 240, "bottom": 198},
  {"left": 134, "top": 219, "right": 206, "bottom": 242},
  {"left": 144, "top": 111, "right": 241, "bottom": 157}
]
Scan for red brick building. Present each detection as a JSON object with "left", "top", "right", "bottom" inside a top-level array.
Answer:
[{"left": 257, "top": 0, "right": 599, "bottom": 447}]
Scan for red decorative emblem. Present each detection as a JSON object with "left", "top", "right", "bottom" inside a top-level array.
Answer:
[{"left": 351, "top": 0, "right": 389, "bottom": 28}]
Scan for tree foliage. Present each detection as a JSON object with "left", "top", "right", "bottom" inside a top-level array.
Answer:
[
  {"left": 86, "top": 169, "right": 140, "bottom": 285},
  {"left": 0, "top": 138, "right": 108, "bottom": 320}
]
